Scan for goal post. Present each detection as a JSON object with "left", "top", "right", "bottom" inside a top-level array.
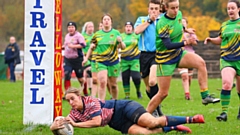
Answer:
[{"left": 24, "top": 0, "right": 62, "bottom": 124}]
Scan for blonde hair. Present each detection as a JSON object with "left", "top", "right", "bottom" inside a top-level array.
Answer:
[
  {"left": 81, "top": 21, "right": 94, "bottom": 34},
  {"left": 64, "top": 87, "right": 82, "bottom": 97}
]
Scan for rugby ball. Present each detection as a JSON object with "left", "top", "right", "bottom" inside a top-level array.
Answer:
[
  {"left": 54, "top": 116, "right": 74, "bottom": 135},
  {"left": 56, "top": 123, "right": 74, "bottom": 135}
]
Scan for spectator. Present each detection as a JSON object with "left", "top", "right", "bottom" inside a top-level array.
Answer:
[{"left": 4, "top": 36, "right": 21, "bottom": 82}]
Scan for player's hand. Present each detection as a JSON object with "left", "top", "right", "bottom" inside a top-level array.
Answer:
[
  {"left": 90, "top": 43, "right": 96, "bottom": 50},
  {"left": 117, "top": 36, "right": 122, "bottom": 43},
  {"left": 51, "top": 117, "right": 65, "bottom": 130},
  {"left": 149, "top": 14, "right": 156, "bottom": 21},
  {"left": 185, "top": 28, "right": 195, "bottom": 34},
  {"left": 91, "top": 36, "right": 98, "bottom": 45},
  {"left": 82, "top": 57, "right": 87, "bottom": 66},
  {"left": 65, "top": 116, "right": 76, "bottom": 127},
  {"left": 204, "top": 37, "right": 211, "bottom": 45}
]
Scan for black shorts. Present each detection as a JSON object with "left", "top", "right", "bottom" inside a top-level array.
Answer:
[
  {"left": 140, "top": 51, "right": 156, "bottom": 78},
  {"left": 108, "top": 100, "right": 147, "bottom": 134},
  {"left": 64, "top": 56, "right": 84, "bottom": 78}
]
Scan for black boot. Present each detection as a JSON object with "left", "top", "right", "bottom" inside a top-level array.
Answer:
[{"left": 216, "top": 112, "right": 227, "bottom": 121}]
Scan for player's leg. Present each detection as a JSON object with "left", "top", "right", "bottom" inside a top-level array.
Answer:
[
  {"left": 178, "top": 51, "right": 220, "bottom": 105},
  {"left": 236, "top": 75, "right": 240, "bottom": 120},
  {"left": 96, "top": 63, "right": 108, "bottom": 100},
  {"left": 128, "top": 124, "right": 163, "bottom": 134},
  {"left": 216, "top": 66, "right": 235, "bottom": 121},
  {"left": 188, "top": 68, "right": 194, "bottom": 86},
  {"left": 178, "top": 68, "right": 190, "bottom": 100},
  {"left": 63, "top": 58, "right": 73, "bottom": 93},
  {"left": 91, "top": 61, "right": 98, "bottom": 97},
  {"left": 86, "top": 69, "right": 92, "bottom": 94},
  {"left": 137, "top": 113, "right": 204, "bottom": 128},
  {"left": 147, "top": 75, "right": 171, "bottom": 114},
  {"left": 130, "top": 59, "right": 142, "bottom": 98},
  {"left": 82, "top": 67, "right": 89, "bottom": 96},
  {"left": 146, "top": 63, "right": 176, "bottom": 114},
  {"left": 108, "top": 63, "right": 120, "bottom": 99},
  {"left": 121, "top": 59, "right": 131, "bottom": 99},
  {"left": 73, "top": 65, "right": 85, "bottom": 90}
]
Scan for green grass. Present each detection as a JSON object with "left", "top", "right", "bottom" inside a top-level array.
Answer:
[{"left": 0, "top": 78, "right": 239, "bottom": 135}]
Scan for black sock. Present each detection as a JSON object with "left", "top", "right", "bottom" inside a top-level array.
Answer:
[
  {"left": 150, "top": 84, "right": 158, "bottom": 98},
  {"left": 150, "top": 84, "right": 163, "bottom": 115},
  {"left": 146, "top": 90, "right": 151, "bottom": 99}
]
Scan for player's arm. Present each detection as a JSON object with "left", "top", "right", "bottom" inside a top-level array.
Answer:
[
  {"left": 82, "top": 43, "right": 95, "bottom": 66},
  {"left": 117, "top": 36, "right": 126, "bottom": 49},
  {"left": 135, "top": 21, "right": 151, "bottom": 35},
  {"left": 134, "top": 15, "right": 155, "bottom": 34},
  {"left": 204, "top": 36, "right": 222, "bottom": 45},
  {"left": 67, "top": 115, "right": 102, "bottom": 128},
  {"left": 68, "top": 34, "right": 86, "bottom": 49}
]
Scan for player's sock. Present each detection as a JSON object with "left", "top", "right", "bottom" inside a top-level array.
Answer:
[
  {"left": 135, "top": 83, "right": 141, "bottom": 93},
  {"left": 64, "top": 80, "right": 71, "bottom": 91},
  {"left": 146, "top": 90, "right": 151, "bottom": 99},
  {"left": 123, "top": 84, "right": 130, "bottom": 98},
  {"left": 149, "top": 84, "right": 158, "bottom": 98},
  {"left": 185, "top": 92, "right": 190, "bottom": 100},
  {"left": 150, "top": 84, "right": 162, "bottom": 115},
  {"left": 163, "top": 125, "right": 191, "bottom": 133},
  {"left": 162, "top": 126, "right": 175, "bottom": 133},
  {"left": 165, "top": 116, "right": 187, "bottom": 126},
  {"left": 200, "top": 88, "right": 209, "bottom": 99},
  {"left": 221, "top": 90, "right": 231, "bottom": 113},
  {"left": 83, "top": 82, "right": 88, "bottom": 96}
]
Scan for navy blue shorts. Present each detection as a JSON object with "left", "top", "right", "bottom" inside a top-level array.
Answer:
[
  {"left": 108, "top": 100, "right": 147, "bottom": 134},
  {"left": 64, "top": 56, "right": 84, "bottom": 78}
]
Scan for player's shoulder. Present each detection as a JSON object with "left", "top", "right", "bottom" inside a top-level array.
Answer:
[
  {"left": 75, "top": 31, "right": 84, "bottom": 37},
  {"left": 111, "top": 28, "right": 121, "bottom": 34},
  {"left": 221, "top": 20, "right": 230, "bottom": 28}
]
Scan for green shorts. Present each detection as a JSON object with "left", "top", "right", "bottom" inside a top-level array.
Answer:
[
  {"left": 220, "top": 58, "right": 240, "bottom": 75},
  {"left": 121, "top": 59, "right": 140, "bottom": 72},
  {"left": 91, "top": 61, "right": 97, "bottom": 73},
  {"left": 96, "top": 62, "right": 120, "bottom": 77},
  {"left": 157, "top": 50, "right": 187, "bottom": 76},
  {"left": 84, "top": 60, "right": 91, "bottom": 67}
]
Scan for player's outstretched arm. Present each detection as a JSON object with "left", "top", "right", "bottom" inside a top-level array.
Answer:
[
  {"left": 66, "top": 115, "right": 102, "bottom": 128},
  {"left": 204, "top": 36, "right": 222, "bottom": 45}
]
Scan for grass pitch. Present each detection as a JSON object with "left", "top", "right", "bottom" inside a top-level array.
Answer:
[{"left": 0, "top": 78, "right": 239, "bottom": 135}]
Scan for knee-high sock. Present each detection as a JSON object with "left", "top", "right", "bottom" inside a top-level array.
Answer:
[
  {"left": 162, "top": 126, "right": 176, "bottom": 133},
  {"left": 147, "top": 84, "right": 162, "bottom": 115},
  {"left": 83, "top": 82, "right": 88, "bottom": 96},
  {"left": 122, "top": 69, "right": 130, "bottom": 97},
  {"left": 221, "top": 90, "right": 231, "bottom": 113},
  {"left": 200, "top": 88, "right": 209, "bottom": 99},
  {"left": 131, "top": 71, "right": 141, "bottom": 93},
  {"left": 165, "top": 116, "right": 187, "bottom": 126},
  {"left": 64, "top": 80, "right": 71, "bottom": 91}
]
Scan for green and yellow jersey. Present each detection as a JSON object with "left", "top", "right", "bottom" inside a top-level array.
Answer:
[
  {"left": 120, "top": 33, "right": 140, "bottom": 60},
  {"left": 155, "top": 11, "right": 183, "bottom": 64},
  {"left": 82, "top": 32, "right": 94, "bottom": 55},
  {"left": 93, "top": 29, "right": 121, "bottom": 66},
  {"left": 219, "top": 18, "right": 240, "bottom": 61}
]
